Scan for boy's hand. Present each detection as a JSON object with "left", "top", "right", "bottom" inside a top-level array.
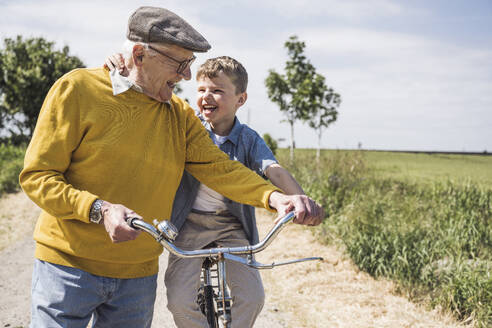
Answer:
[
  {"left": 268, "top": 191, "right": 324, "bottom": 226},
  {"left": 104, "top": 53, "right": 128, "bottom": 77}
]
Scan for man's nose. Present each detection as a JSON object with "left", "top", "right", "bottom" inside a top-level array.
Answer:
[{"left": 179, "top": 66, "right": 192, "bottom": 80}]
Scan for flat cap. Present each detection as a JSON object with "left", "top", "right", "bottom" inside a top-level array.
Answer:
[{"left": 127, "top": 6, "right": 211, "bottom": 53}]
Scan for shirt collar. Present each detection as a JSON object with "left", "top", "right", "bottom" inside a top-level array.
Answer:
[
  {"left": 226, "top": 117, "right": 242, "bottom": 145},
  {"left": 108, "top": 69, "right": 171, "bottom": 105},
  {"left": 109, "top": 69, "right": 143, "bottom": 95},
  {"left": 199, "top": 115, "right": 242, "bottom": 145}
]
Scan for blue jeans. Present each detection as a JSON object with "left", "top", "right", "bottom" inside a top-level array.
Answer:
[{"left": 30, "top": 259, "right": 157, "bottom": 328}]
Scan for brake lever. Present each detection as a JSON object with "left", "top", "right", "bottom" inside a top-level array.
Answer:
[
  {"left": 125, "top": 217, "right": 178, "bottom": 242},
  {"left": 222, "top": 253, "right": 323, "bottom": 270}
]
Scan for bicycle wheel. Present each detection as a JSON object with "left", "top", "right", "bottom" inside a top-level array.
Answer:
[
  {"left": 204, "top": 284, "right": 218, "bottom": 328},
  {"left": 200, "top": 258, "right": 219, "bottom": 328}
]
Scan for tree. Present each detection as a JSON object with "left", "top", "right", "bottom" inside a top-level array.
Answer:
[
  {"left": 306, "top": 73, "right": 341, "bottom": 162},
  {"left": 262, "top": 133, "right": 278, "bottom": 155},
  {"left": 173, "top": 83, "right": 191, "bottom": 104},
  {"left": 265, "top": 36, "right": 316, "bottom": 162},
  {"left": 174, "top": 83, "right": 183, "bottom": 95},
  {"left": 0, "top": 36, "right": 84, "bottom": 140}
]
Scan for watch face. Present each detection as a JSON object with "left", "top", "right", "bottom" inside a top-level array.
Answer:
[
  {"left": 90, "top": 200, "right": 103, "bottom": 223},
  {"left": 92, "top": 211, "right": 101, "bottom": 223}
]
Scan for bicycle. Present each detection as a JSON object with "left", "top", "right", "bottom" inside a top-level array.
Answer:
[{"left": 127, "top": 211, "right": 323, "bottom": 328}]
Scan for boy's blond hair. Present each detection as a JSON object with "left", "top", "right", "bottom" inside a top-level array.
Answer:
[{"left": 196, "top": 56, "right": 248, "bottom": 94}]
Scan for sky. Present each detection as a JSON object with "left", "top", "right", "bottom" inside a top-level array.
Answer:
[{"left": 1, "top": 0, "right": 491, "bottom": 152}]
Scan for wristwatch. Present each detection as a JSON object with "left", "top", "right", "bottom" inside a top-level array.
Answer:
[{"left": 89, "top": 199, "right": 104, "bottom": 224}]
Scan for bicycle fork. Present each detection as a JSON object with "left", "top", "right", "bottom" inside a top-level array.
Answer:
[
  {"left": 201, "top": 260, "right": 217, "bottom": 328},
  {"left": 216, "top": 254, "right": 232, "bottom": 327},
  {"left": 200, "top": 256, "right": 233, "bottom": 328}
]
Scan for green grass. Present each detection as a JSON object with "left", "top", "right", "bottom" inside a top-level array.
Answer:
[
  {"left": 0, "top": 143, "right": 25, "bottom": 196},
  {"left": 364, "top": 151, "right": 492, "bottom": 187},
  {"left": 338, "top": 181, "right": 491, "bottom": 325},
  {"left": 277, "top": 148, "right": 492, "bottom": 327},
  {"left": 282, "top": 149, "right": 492, "bottom": 187}
]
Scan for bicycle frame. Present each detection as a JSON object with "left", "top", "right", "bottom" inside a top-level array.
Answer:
[{"left": 127, "top": 211, "right": 323, "bottom": 327}]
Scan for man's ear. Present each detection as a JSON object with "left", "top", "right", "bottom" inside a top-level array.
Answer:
[{"left": 132, "top": 45, "right": 145, "bottom": 66}]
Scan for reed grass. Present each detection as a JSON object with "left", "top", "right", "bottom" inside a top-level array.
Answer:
[{"left": 278, "top": 149, "right": 491, "bottom": 327}]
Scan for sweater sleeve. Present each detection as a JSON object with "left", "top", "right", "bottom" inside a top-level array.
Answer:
[
  {"left": 182, "top": 104, "right": 280, "bottom": 212},
  {"left": 19, "top": 73, "right": 97, "bottom": 222}
]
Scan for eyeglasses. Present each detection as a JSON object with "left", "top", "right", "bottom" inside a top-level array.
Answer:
[{"left": 148, "top": 45, "right": 196, "bottom": 75}]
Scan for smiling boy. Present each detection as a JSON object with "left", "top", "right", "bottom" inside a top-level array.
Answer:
[{"left": 165, "top": 56, "right": 317, "bottom": 328}]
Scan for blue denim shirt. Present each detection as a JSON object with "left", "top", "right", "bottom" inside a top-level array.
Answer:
[{"left": 170, "top": 116, "right": 277, "bottom": 244}]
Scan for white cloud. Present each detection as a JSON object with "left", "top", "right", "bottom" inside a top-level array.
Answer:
[
  {"left": 300, "top": 27, "right": 492, "bottom": 112},
  {"left": 258, "top": 0, "right": 408, "bottom": 20}
]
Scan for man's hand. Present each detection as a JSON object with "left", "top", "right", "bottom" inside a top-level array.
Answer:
[
  {"left": 268, "top": 191, "right": 324, "bottom": 226},
  {"left": 100, "top": 201, "right": 141, "bottom": 243}
]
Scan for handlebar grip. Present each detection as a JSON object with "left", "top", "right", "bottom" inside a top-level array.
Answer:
[{"left": 126, "top": 217, "right": 139, "bottom": 229}]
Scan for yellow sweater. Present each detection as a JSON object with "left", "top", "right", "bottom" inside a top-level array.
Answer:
[{"left": 20, "top": 68, "right": 279, "bottom": 278}]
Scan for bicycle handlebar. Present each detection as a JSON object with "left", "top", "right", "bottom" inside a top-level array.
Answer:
[{"left": 127, "top": 211, "right": 297, "bottom": 259}]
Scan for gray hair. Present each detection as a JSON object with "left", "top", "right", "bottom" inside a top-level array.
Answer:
[{"left": 122, "top": 40, "right": 156, "bottom": 60}]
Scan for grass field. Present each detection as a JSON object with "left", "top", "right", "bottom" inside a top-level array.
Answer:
[
  {"left": 281, "top": 148, "right": 492, "bottom": 187},
  {"left": 277, "top": 148, "right": 492, "bottom": 327},
  {"left": 364, "top": 151, "right": 492, "bottom": 187}
]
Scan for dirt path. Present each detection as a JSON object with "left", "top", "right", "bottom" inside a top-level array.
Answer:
[{"left": 0, "top": 192, "right": 468, "bottom": 327}]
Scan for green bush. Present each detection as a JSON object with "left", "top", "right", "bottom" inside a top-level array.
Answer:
[
  {"left": 277, "top": 149, "right": 366, "bottom": 216},
  {"left": 0, "top": 143, "right": 25, "bottom": 196},
  {"left": 262, "top": 133, "right": 278, "bottom": 155},
  {"left": 279, "top": 149, "right": 492, "bottom": 327},
  {"left": 339, "top": 181, "right": 491, "bottom": 326}
]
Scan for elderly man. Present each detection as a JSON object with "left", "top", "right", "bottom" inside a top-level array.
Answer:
[{"left": 20, "top": 6, "right": 323, "bottom": 327}]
